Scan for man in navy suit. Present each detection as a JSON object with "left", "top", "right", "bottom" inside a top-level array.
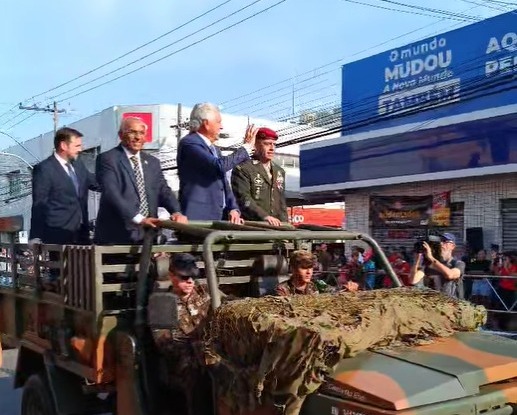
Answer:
[
  {"left": 30, "top": 127, "right": 99, "bottom": 245},
  {"left": 177, "top": 102, "right": 258, "bottom": 222},
  {"left": 94, "top": 117, "right": 187, "bottom": 245}
]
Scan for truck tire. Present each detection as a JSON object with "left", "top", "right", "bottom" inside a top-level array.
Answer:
[{"left": 21, "top": 373, "right": 57, "bottom": 415}]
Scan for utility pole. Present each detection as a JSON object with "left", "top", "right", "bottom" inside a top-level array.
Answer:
[
  {"left": 18, "top": 101, "right": 66, "bottom": 135},
  {"left": 170, "top": 103, "right": 189, "bottom": 149},
  {"left": 176, "top": 103, "right": 182, "bottom": 149}
]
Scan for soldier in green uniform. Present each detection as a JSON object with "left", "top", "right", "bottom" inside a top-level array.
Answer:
[{"left": 231, "top": 127, "right": 288, "bottom": 226}]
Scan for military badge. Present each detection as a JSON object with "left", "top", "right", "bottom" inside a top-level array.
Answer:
[
  {"left": 254, "top": 174, "right": 263, "bottom": 199},
  {"left": 276, "top": 173, "right": 284, "bottom": 190}
]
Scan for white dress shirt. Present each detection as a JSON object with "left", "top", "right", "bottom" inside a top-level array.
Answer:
[{"left": 54, "top": 152, "right": 76, "bottom": 174}]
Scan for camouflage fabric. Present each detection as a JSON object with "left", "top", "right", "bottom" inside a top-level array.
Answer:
[
  {"left": 275, "top": 279, "right": 319, "bottom": 296},
  {"left": 231, "top": 158, "right": 288, "bottom": 222},
  {"left": 203, "top": 288, "right": 487, "bottom": 415},
  {"left": 152, "top": 284, "right": 211, "bottom": 391}
]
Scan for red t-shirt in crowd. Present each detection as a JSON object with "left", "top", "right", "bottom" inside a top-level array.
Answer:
[{"left": 499, "top": 264, "right": 517, "bottom": 291}]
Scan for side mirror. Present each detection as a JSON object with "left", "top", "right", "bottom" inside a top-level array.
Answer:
[{"left": 147, "top": 291, "right": 179, "bottom": 330}]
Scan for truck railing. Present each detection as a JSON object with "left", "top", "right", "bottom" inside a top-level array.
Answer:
[
  {"left": 0, "top": 220, "right": 304, "bottom": 316},
  {"left": 463, "top": 273, "right": 517, "bottom": 314},
  {"left": 193, "top": 228, "right": 402, "bottom": 309},
  {"left": 1, "top": 220, "right": 403, "bottom": 312}
]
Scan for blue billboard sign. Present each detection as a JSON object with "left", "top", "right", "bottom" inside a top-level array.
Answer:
[{"left": 342, "top": 11, "right": 517, "bottom": 133}]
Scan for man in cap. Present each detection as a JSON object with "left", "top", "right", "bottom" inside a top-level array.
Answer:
[
  {"left": 276, "top": 250, "right": 319, "bottom": 296},
  {"left": 409, "top": 232, "right": 466, "bottom": 299},
  {"left": 231, "top": 127, "right": 288, "bottom": 227},
  {"left": 276, "top": 250, "right": 359, "bottom": 296},
  {"left": 152, "top": 253, "right": 212, "bottom": 415}
]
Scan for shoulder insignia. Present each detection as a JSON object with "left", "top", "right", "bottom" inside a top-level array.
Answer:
[{"left": 252, "top": 160, "right": 260, "bottom": 165}]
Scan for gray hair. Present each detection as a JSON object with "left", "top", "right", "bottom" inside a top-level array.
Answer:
[
  {"left": 189, "top": 102, "right": 220, "bottom": 132},
  {"left": 119, "top": 116, "right": 148, "bottom": 134}
]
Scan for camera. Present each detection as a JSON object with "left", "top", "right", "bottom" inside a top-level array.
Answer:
[{"left": 414, "top": 234, "right": 443, "bottom": 262}]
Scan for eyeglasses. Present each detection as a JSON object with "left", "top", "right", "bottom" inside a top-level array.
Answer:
[
  {"left": 177, "top": 274, "right": 194, "bottom": 281},
  {"left": 125, "top": 129, "right": 146, "bottom": 137}
]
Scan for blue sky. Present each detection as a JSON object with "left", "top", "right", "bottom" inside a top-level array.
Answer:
[{"left": 0, "top": 0, "right": 507, "bottom": 148}]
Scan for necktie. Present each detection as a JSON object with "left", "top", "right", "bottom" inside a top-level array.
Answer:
[
  {"left": 130, "top": 156, "right": 149, "bottom": 217},
  {"left": 210, "top": 145, "right": 226, "bottom": 209},
  {"left": 66, "top": 163, "right": 79, "bottom": 195}
]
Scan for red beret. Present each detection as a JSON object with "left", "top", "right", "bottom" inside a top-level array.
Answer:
[{"left": 256, "top": 127, "right": 278, "bottom": 141}]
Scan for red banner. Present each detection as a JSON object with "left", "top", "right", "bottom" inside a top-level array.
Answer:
[
  {"left": 431, "top": 191, "right": 451, "bottom": 227},
  {"left": 289, "top": 207, "right": 345, "bottom": 228},
  {"left": 122, "top": 112, "right": 153, "bottom": 143}
]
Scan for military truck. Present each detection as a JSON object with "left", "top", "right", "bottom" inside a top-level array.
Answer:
[{"left": 1, "top": 215, "right": 517, "bottom": 415}]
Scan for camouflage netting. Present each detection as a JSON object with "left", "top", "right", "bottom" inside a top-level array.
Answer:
[{"left": 204, "top": 288, "right": 487, "bottom": 415}]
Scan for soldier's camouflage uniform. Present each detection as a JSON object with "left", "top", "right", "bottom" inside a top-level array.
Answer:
[
  {"left": 152, "top": 284, "right": 211, "bottom": 392},
  {"left": 231, "top": 158, "right": 288, "bottom": 222},
  {"left": 275, "top": 279, "right": 319, "bottom": 296}
]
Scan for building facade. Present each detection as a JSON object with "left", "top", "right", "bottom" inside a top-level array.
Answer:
[{"left": 300, "top": 11, "right": 517, "bottom": 255}]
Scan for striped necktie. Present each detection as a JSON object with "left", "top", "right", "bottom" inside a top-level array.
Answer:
[{"left": 130, "top": 156, "right": 149, "bottom": 217}]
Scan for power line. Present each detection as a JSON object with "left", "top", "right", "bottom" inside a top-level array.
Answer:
[
  {"left": 229, "top": 79, "right": 334, "bottom": 114},
  {"left": 23, "top": 0, "right": 236, "bottom": 103},
  {"left": 0, "top": 1, "right": 499, "bottom": 138},
  {"left": 276, "top": 73, "right": 517, "bottom": 149},
  {"left": 377, "top": 0, "right": 480, "bottom": 20},
  {"left": 271, "top": 45, "right": 499, "bottom": 137},
  {"left": 0, "top": 1, "right": 236, "bottom": 123},
  {"left": 455, "top": 0, "right": 515, "bottom": 12},
  {"left": 0, "top": 132, "right": 40, "bottom": 164},
  {"left": 3, "top": 112, "right": 38, "bottom": 132},
  {"left": 220, "top": 4, "right": 480, "bottom": 114},
  {"left": 232, "top": 50, "right": 516, "bottom": 148},
  {"left": 162, "top": 70, "right": 517, "bottom": 171},
  {"left": 342, "top": 0, "right": 474, "bottom": 21},
  {"left": 50, "top": 0, "right": 278, "bottom": 102},
  {"left": 18, "top": 102, "right": 66, "bottom": 135},
  {"left": 0, "top": 0, "right": 286, "bottom": 132}
]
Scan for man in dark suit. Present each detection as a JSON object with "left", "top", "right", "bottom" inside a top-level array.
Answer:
[
  {"left": 30, "top": 127, "right": 98, "bottom": 245},
  {"left": 94, "top": 117, "right": 187, "bottom": 245},
  {"left": 177, "top": 102, "right": 258, "bottom": 222}
]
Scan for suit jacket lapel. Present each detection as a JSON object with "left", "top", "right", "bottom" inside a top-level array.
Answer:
[{"left": 117, "top": 145, "right": 139, "bottom": 193}]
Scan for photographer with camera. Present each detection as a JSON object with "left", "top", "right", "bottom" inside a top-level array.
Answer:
[{"left": 409, "top": 233, "right": 466, "bottom": 299}]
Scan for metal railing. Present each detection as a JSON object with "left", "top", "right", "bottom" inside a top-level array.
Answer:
[{"left": 463, "top": 273, "right": 517, "bottom": 313}]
